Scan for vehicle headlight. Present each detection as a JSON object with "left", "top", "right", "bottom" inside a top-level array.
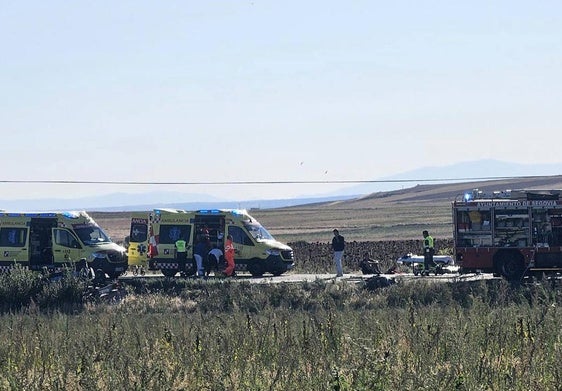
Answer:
[
  {"left": 88, "top": 252, "right": 106, "bottom": 262},
  {"left": 266, "top": 249, "right": 280, "bottom": 256}
]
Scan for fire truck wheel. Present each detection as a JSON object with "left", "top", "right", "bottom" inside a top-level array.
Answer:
[{"left": 499, "top": 254, "right": 525, "bottom": 281}]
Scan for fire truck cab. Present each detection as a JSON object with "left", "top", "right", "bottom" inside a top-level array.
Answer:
[{"left": 453, "top": 189, "right": 562, "bottom": 280}]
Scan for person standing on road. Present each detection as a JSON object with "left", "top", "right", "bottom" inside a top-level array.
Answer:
[
  {"left": 175, "top": 238, "right": 187, "bottom": 271},
  {"left": 224, "top": 234, "right": 236, "bottom": 277},
  {"left": 331, "top": 229, "right": 345, "bottom": 277},
  {"left": 422, "top": 230, "right": 435, "bottom": 273}
]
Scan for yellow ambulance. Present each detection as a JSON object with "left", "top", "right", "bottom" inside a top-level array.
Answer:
[
  {"left": 127, "top": 208, "right": 294, "bottom": 277},
  {"left": 0, "top": 211, "right": 128, "bottom": 277},
  {"left": 126, "top": 211, "right": 151, "bottom": 268}
]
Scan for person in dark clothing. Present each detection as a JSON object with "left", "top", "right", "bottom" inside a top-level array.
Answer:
[
  {"left": 359, "top": 252, "right": 382, "bottom": 275},
  {"left": 194, "top": 235, "right": 208, "bottom": 277},
  {"left": 331, "top": 229, "right": 345, "bottom": 277}
]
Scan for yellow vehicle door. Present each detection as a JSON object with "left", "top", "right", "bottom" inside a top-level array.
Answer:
[
  {"left": 226, "top": 224, "right": 255, "bottom": 262},
  {"left": 127, "top": 214, "right": 149, "bottom": 266},
  {"left": 51, "top": 228, "right": 83, "bottom": 265},
  {"left": 0, "top": 226, "right": 29, "bottom": 263}
]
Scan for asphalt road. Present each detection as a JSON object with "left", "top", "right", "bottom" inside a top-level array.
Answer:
[{"left": 119, "top": 271, "right": 498, "bottom": 284}]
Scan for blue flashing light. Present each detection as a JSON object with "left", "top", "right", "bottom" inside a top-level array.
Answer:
[
  {"left": 33, "top": 213, "right": 57, "bottom": 218},
  {"left": 198, "top": 209, "right": 221, "bottom": 214},
  {"left": 62, "top": 211, "right": 80, "bottom": 219},
  {"left": 3, "top": 212, "right": 58, "bottom": 218},
  {"left": 464, "top": 193, "right": 472, "bottom": 202}
]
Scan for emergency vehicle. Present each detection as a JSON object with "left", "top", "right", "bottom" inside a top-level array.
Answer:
[
  {"left": 0, "top": 211, "right": 128, "bottom": 277},
  {"left": 127, "top": 208, "right": 295, "bottom": 277},
  {"left": 453, "top": 189, "right": 562, "bottom": 280},
  {"left": 126, "top": 211, "right": 150, "bottom": 267}
]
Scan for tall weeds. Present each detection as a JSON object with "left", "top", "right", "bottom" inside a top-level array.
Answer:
[{"left": 0, "top": 275, "right": 560, "bottom": 390}]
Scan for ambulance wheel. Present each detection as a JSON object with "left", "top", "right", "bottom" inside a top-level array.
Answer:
[
  {"left": 413, "top": 269, "right": 419, "bottom": 276},
  {"left": 248, "top": 261, "right": 264, "bottom": 277},
  {"left": 161, "top": 269, "right": 177, "bottom": 277},
  {"left": 181, "top": 268, "right": 196, "bottom": 277},
  {"left": 272, "top": 269, "right": 285, "bottom": 276}
]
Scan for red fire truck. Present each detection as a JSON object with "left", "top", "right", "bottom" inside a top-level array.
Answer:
[{"left": 453, "top": 189, "right": 562, "bottom": 280}]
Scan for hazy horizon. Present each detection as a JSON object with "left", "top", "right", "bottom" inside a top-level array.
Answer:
[{"left": 2, "top": 1, "right": 561, "bottom": 201}]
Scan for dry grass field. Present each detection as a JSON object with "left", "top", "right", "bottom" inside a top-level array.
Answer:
[
  {"left": 91, "top": 202, "right": 451, "bottom": 245},
  {"left": 86, "top": 184, "right": 457, "bottom": 244},
  {"left": 91, "top": 175, "right": 562, "bottom": 244}
]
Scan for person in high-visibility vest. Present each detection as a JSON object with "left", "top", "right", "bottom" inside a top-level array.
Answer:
[
  {"left": 422, "top": 230, "right": 435, "bottom": 272},
  {"left": 224, "top": 234, "right": 236, "bottom": 277},
  {"left": 175, "top": 238, "right": 187, "bottom": 269}
]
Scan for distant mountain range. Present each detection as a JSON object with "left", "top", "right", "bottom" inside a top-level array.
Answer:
[
  {"left": 1, "top": 159, "right": 561, "bottom": 211},
  {"left": 0, "top": 191, "right": 359, "bottom": 212},
  {"left": 334, "top": 159, "right": 562, "bottom": 196},
  {"left": 336, "top": 175, "right": 562, "bottom": 207}
]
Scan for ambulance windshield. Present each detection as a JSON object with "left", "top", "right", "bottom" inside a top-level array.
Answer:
[
  {"left": 75, "top": 226, "right": 111, "bottom": 245},
  {"left": 244, "top": 222, "right": 274, "bottom": 241}
]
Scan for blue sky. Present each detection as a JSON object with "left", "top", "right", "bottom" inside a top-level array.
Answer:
[{"left": 2, "top": 1, "right": 561, "bottom": 201}]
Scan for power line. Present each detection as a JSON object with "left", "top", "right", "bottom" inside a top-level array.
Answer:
[{"left": 0, "top": 175, "right": 552, "bottom": 186}]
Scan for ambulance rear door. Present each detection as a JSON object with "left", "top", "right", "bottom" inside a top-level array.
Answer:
[
  {"left": 0, "top": 225, "right": 29, "bottom": 264},
  {"left": 127, "top": 213, "right": 149, "bottom": 266}
]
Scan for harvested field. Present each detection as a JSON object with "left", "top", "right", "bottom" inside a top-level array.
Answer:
[
  {"left": 290, "top": 238, "right": 453, "bottom": 274},
  {"left": 91, "top": 176, "right": 562, "bottom": 243}
]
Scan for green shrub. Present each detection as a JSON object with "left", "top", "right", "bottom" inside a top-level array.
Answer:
[
  {"left": 0, "top": 266, "right": 89, "bottom": 313},
  {"left": 0, "top": 265, "right": 43, "bottom": 311}
]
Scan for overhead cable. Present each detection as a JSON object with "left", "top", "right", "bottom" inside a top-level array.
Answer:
[{"left": 0, "top": 175, "right": 553, "bottom": 186}]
